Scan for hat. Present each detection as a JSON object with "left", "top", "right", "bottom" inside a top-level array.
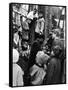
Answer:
[
  {"left": 36, "top": 51, "right": 50, "bottom": 65},
  {"left": 13, "top": 48, "right": 19, "bottom": 63}
]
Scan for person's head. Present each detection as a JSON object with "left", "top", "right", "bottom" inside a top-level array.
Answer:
[
  {"left": 36, "top": 51, "right": 50, "bottom": 65},
  {"left": 52, "top": 45, "right": 62, "bottom": 57},
  {"left": 33, "top": 8, "right": 38, "bottom": 15}
]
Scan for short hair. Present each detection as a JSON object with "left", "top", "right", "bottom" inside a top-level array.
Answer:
[{"left": 53, "top": 45, "right": 62, "bottom": 56}]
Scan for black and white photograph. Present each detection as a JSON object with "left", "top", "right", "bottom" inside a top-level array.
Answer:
[{"left": 9, "top": 3, "right": 66, "bottom": 87}]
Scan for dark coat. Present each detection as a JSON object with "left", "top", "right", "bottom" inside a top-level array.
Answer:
[
  {"left": 45, "top": 57, "right": 61, "bottom": 84},
  {"left": 29, "top": 18, "right": 37, "bottom": 45},
  {"left": 28, "top": 40, "right": 41, "bottom": 69}
]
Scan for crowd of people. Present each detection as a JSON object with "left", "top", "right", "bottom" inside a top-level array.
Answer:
[{"left": 12, "top": 8, "right": 66, "bottom": 86}]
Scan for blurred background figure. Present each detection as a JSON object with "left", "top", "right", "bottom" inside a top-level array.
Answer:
[
  {"left": 27, "top": 8, "right": 38, "bottom": 20},
  {"left": 35, "top": 11, "right": 45, "bottom": 40},
  {"left": 27, "top": 8, "right": 38, "bottom": 45},
  {"left": 13, "top": 48, "right": 24, "bottom": 86}
]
